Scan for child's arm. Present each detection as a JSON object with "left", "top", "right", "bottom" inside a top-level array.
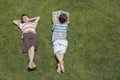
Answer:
[
  {"left": 51, "top": 20, "right": 54, "bottom": 24},
  {"left": 30, "top": 16, "right": 40, "bottom": 23},
  {"left": 68, "top": 21, "right": 70, "bottom": 25},
  {"left": 51, "top": 20, "right": 55, "bottom": 32},
  {"left": 13, "top": 20, "right": 21, "bottom": 26}
]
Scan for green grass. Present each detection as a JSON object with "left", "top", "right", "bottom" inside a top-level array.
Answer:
[{"left": 0, "top": 0, "right": 120, "bottom": 80}]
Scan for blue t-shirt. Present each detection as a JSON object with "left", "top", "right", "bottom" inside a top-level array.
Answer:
[{"left": 52, "top": 22, "right": 68, "bottom": 41}]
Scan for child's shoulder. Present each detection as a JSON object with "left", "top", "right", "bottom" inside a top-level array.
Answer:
[{"left": 55, "top": 22, "right": 68, "bottom": 27}]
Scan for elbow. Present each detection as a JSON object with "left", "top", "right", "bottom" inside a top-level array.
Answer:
[
  {"left": 38, "top": 16, "right": 40, "bottom": 20},
  {"left": 13, "top": 20, "right": 15, "bottom": 23}
]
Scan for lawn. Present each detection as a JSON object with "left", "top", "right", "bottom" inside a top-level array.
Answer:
[{"left": 0, "top": 0, "right": 120, "bottom": 80}]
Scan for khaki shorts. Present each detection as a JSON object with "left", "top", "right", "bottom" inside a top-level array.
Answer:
[{"left": 53, "top": 40, "right": 68, "bottom": 54}]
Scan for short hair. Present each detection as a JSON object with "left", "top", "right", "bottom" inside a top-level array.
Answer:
[
  {"left": 21, "top": 14, "right": 28, "bottom": 23},
  {"left": 58, "top": 13, "right": 68, "bottom": 24}
]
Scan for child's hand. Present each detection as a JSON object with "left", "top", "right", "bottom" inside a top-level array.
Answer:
[{"left": 68, "top": 21, "right": 70, "bottom": 25}]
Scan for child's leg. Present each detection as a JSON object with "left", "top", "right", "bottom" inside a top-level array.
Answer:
[
  {"left": 28, "top": 46, "right": 36, "bottom": 69},
  {"left": 55, "top": 52, "right": 62, "bottom": 73},
  {"left": 55, "top": 52, "right": 64, "bottom": 73},
  {"left": 55, "top": 52, "right": 64, "bottom": 62},
  {"left": 57, "top": 63, "right": 61, "bottom": 73},
  {"left": 59, "top": 53, "right": 64, "bottom": 73}
]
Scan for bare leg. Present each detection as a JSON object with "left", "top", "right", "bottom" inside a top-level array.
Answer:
[
  {"left": 28, "top": 46, "right": 36, "bottom": 69},
  {"left": 59, "top": 53, "right": 64, "bottom": 73},
  {"left": 57, "top": 63, "right": 61, "bottom": 74},
  {"left": 55, "top": 51, "right": 64, "bottom": 73}
]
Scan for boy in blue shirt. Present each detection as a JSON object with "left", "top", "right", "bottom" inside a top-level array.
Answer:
[{"left": 52, "top": 12, "right": 70, "bottom": 73}]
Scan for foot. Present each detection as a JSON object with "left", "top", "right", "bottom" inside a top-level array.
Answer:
[
  {"left": 57, "top": 63, "right": 61, "bottom": 74},
  {"left": 27, "top": 67, "right": 36, "bottom": 71},
  {"left": 28, "top": 62, "right": 36, "bottom": 70},
  {"left": 32, "top": 62, "right": 36, "bottom": 69}
]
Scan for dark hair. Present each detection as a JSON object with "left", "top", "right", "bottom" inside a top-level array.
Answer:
[
  {"left": 59, "top": 13, "right": 68, "bottom": 24},
  {"left": 21, "top": 14, "right": 28, "bottom": 23}
]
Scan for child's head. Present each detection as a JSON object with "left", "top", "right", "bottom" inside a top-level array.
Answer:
[
  {"left": 21, "top": 14, "right": 30, "bottom": 23},
  {"left": 58, "top": 13, "right": 68, "bottom": 24}
]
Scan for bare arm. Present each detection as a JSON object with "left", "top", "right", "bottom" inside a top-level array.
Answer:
[
  {"left": 30, "top": 16, "right": 40, "bottom": 23},
  {"left": 51, "top": 19, "right": 56, "bottom": 31},
  {"left": 67, "top": 21, "right": 70, "bottom": 25},
  {"left": 13, "top": 20, "right": 21, "bottom": 26}
]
